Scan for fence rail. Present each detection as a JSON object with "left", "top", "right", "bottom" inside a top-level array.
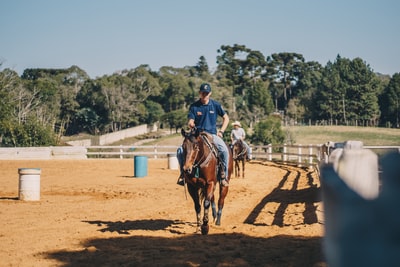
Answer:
[
  {"left": 86, "top": 145, "right": 180, "bottom": 159},
  {"left": 0, "top": 145, "right": 398, "bottom": 164},
  {"left": 84, "top": 144, "right": 325, "bottom": 168},
  {"left": 85, "top": 144, "right": 400, "bottom": 168}
]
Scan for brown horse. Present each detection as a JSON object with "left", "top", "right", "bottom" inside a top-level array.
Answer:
[
  {"left": 181, "top": 128, "right": 232, "bottom": 235},
  {"left": 232, "top": 139, "right": 247, "bottom": 178}
]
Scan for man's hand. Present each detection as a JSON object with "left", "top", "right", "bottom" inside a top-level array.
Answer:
[{"left": 188, "top": 119, "right": 195, "bottom": 129}]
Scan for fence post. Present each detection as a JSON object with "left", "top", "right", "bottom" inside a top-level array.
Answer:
[
  {"left": 283, "top": 144, "right": 287, "bottom": 163},
  {"left": 298, "top": 144, "right": 302, "bottom": 167},
  {"left": 120, "top": 145, "right": 123, "bottom": 159},
  {"left": 309, "top": 145, "right": 314, "bottom": 170},
  {"left": 154, "top": 145, "right": 158, "bottom": 159},
  {"left": 268, "top": 144, "right": 272, "bottom": 161}
]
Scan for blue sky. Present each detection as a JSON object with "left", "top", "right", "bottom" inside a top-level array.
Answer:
[{"left": 1, "top": 0, "right": 399, "bottom": 78}]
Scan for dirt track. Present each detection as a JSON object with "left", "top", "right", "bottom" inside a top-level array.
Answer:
[{"left": 0, "top": 159, "right": 326, "bottom": 266}]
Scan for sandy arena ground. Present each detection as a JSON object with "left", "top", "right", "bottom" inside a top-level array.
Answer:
[{"left": 0, "top": 158, "right": 326, "bottom": 266}]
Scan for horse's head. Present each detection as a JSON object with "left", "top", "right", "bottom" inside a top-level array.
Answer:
[
  {"left": 233, "top": 140, "right": 246, "bottom": 160},
  {"left": 181, "top": 128, "right": 201, "bottom": 174}
]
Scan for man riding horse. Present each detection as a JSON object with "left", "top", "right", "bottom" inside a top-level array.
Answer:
[
  {"left": 230, "top": 120, "right": 252, "bottom": 160},
  {"left": 177, "top": 83, "right": 230, "bottom": 187}
]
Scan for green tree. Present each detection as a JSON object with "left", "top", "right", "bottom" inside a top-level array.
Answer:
[
  {"left": 76, "top": 79, "right": 109, "bottom": 133},
  {"left": 74, "top": 107, "right": 101, "bottom": 135},
  {"left": 312, "top": 55, "right": 380, "bottom": 125},
  {"left": 144, "top": 100, "right": 164, "bottom": 124},
  {"left": 379, "top": 73, "right": 400, "bottom": 127},
  {"left": 1, "top": 116, "right": 57, "bottom": 147},
  {"left": 247, "top": 78, "right": 274, "bottom": 123},
  {"left": 293, "top": 61, "right": 323, "bottom": 122},
  {"left": 250, "top": 116, "right": 285, "bottom": 145},
  {"left": 216, "top": 44, "right": 269, "bottom": 122},
  {"left": 312, "top": 61, "right": 343, "bottom": 123},
  {"left": 0, "top": 68, "right": 19, "bottom": 123},
  {"left": 76, "top": 65, "right": 161, "bottom": 133},
  {"left": 193, "top": 56, "right": 211, "bottom": 80},
  {"left": 59, "top": 66, "right": 90, "bottom": 135},
  {"left": 266, "top": 52, "right": 305, "bottom": 111},
  {"left": 162, "top": 109, "right": 187, "bottom": 133},
  {"left": 157, "top": 66, "right": 193, "bottom": 112}
]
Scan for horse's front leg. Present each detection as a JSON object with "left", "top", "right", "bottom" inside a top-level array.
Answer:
[
  {"left": 236, "top": 160, "right": 240, "bottom": 177},
  {"left": 242, "top": 159, "right": 245, "bottom": 178},
  {"left": 187, "top": 185, "right": 202, "bottom": 233},
  {"left": 201, "top": 198, "right": 210, "bottom": 235},
  {"left": 201, "top": 183, "right": 215, "bottom": 235},
  {"left": 196, "top": 211, "right": 201, "bottom": 232}
]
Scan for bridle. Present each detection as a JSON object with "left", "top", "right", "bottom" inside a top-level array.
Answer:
[
  {"left": 233, "top": 140, "right": 246, "bottom": 160},
  {"left": 186, "top": 132, "right": 218, "bottom": 170}
]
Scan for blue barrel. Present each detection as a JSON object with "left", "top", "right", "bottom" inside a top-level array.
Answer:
[{"left": 134, "top": 156, "right": 148, "bottom": 177}]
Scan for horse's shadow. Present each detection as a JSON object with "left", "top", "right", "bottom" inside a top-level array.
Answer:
[
  {"left": 0, "top": 196, "right": 19, "bottom": 200},
  {"left": 82, "top": 219, "right": 178, "bottom": 235},
  {"left": 244, "top": 164, "right": 321, "bottom": 226}
]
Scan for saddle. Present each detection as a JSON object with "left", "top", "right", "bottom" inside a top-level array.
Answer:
[{"left": 198, "top": 132, "right": 224, "bottom": 179}]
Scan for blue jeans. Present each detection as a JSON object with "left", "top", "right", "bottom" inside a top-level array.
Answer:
[{"left": 177, "top": 134, "right": 229, "bottom": 180}]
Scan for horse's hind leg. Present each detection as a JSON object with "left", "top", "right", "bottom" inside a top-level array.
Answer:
[
  {"left": 216, "top": 186, "right": 229, "bottom": 225},
  {"left": 211, "top": 201, "right": 217, "bottom": 222}
]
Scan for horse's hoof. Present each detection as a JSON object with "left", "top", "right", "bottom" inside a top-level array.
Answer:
[{"left": 201, "top": 225, "right": 209, "bottom": 235}]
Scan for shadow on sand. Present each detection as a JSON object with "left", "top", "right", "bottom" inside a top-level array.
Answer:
[
  {"left": 245, "top": 164, "right": 321, "bottom": 226},
  {"left": 46, "top": 225, "right": 326, "bottom": 266},
  {"left": 46, "top": 162, "right": 326, "bottom": 266}
]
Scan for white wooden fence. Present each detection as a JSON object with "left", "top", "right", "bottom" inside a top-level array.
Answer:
[
  {"left": 0, "top": 145, "right": 398, "bottom": 167},
  {"left": 86, "top": 144, "right": 326, "bottom": 169}
]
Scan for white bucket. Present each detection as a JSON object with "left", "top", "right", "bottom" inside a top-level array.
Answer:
[
  {"left": 18, "top": 168, "right": 41, "bottom": 201},
  {"left": 167, "top": 153, "right": 179, "bottom": 170}
]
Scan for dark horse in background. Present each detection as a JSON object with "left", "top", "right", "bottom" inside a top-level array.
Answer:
[
  {"left": 232, "top": 139, "right": 247, "bottom": 178},
  {"left": 181, "top": 128, "right": 233, "bottom": 235}
]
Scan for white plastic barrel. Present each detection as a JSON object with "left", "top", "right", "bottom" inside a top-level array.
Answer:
[
  {"left": 18, "top": 168, "right": 41, "bottom": 201},
  {"left": 167, "top": 153, "right": 179, "bottom": 170}
]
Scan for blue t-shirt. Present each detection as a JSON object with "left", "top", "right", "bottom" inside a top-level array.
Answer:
[{"left": 188, "top": 99, "right": 226, "bottom": 134}]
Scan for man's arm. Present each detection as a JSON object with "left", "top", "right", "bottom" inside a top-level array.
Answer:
[
  {"left": 218, "top": 113, "right": 229, "bottom": 137},
  {"left": 241, "top": 128, "right": 246, "bottom": 140}
]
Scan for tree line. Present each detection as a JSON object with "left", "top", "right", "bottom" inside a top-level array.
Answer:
[{"left": 0, "top": 44, "right": 399, "bottom": 147}]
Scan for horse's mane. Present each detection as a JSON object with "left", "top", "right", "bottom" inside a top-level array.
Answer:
[{"left": 199, "top": 131, "right": 212, "bottom": 142}]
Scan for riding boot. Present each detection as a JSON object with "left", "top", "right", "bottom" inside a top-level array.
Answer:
[{"left": 177, "top": 173, "right": 184, "bottom": 186}]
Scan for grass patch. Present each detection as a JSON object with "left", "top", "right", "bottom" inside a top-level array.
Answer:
[
  {"left": 284, "top": 126, "right": 400, "bottom": 146},
  {"left": 64, "top": 126, "right": 399, "bottom": 147}
]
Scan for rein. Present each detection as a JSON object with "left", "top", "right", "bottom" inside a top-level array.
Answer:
[{"left": 192, "top": 134, "right": 218, "bottom": 169}]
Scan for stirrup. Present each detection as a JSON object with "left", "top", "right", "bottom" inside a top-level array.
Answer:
[{"left": 177, "top": 175, "right": 184, "bottom": 186}]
